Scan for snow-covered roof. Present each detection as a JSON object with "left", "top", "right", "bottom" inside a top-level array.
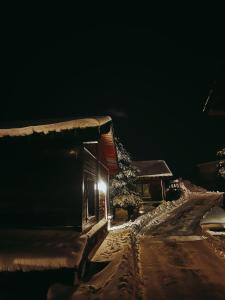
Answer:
[
  {"left": 0, "top": 116, "right": 118, "bottom": 174},
  {"left": 0, "top": 220, "right": 108, "bottom": 272},
  {"left": 0, "top": 116, "right": 111, "bottom": 137},
  {"left": 133, "top": 160, "right": 173, "bottom": 178},
  {"left": 0, "top": 229, "right": 87, "bottom": 271}
]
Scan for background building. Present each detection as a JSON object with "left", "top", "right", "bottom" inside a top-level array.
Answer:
[{"left": 133, "top": 160, "right": 173, "bottom": 203}]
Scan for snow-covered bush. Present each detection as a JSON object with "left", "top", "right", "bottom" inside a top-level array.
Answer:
[
  {"left": 217, "top": 148, "right": 225, "bottom": 180},
  {"left": 113, "top": 193, "right": 141, "bottom": 209}
]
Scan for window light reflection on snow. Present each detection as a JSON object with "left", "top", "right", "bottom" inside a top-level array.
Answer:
[{"left": 98, "top": 180, "right": 107, "bottom": 193}]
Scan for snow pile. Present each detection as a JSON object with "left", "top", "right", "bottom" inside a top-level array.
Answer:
[
  {"left": 137, "top": 193, "right": 191, "bottom": 235},
  {"left": 111, "top": 191, "right": 191, "bottom": 235}
]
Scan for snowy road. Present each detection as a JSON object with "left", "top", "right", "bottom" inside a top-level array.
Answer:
[
  {"left": 139, "top": 193, "right": 225, "bottom": 300},
  {"left": 55, "top": 192, "right": 225, "bottom": 300}
]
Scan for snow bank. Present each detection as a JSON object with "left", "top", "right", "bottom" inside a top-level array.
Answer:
[
  {"left": 111, "top": 188, "right": 222, "bottom": 236},
  {"left": 74, "top": 245, "right": 139, "bottom": 300},
  {"left": 48, "top": 230, "right": 140, "bottom": 300},
  {"left": 111, "top": 191, "right": 191, "bottom": 235}
]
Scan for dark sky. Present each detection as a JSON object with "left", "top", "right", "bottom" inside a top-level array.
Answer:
[{"left": 2, "top": 8, "right": 225, "bottom": 177}]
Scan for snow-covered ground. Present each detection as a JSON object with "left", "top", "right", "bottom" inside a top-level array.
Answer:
[
  {"left": 137, "top": 191, "right": 225, "bottom": 300},
  {"left": 48, "top": 189, "right": 225, "bottom": 300},
  {"left": 48, "top": 229, "right": 140, "bottom": 300}
]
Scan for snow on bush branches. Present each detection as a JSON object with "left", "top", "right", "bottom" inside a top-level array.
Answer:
[
  {"left": 110, "top": 137, "right": 141, "bottom": 209},
  {"left": 217, "top": 148, "right": 225, "bottom": 179},
  {"left": 113, "top": 193, "right": 141, "bottom": 209}
]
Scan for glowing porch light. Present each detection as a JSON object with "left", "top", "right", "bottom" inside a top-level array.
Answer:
[{"left": 98, "top": 180, "right": 107, "bottom": 193}]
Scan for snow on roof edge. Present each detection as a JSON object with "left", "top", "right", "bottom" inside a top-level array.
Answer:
[
  {"left": 134, "top": 160, "right": 173, "bottom": 177},
  {"left": 138, "top": 173, "right": 173, "bottom": 178},
  {"left": 0, "top": 116, "right": 112, "bottom": 138},
  {"left": 163, "top": 160, "right": 173, "bottom": 176}
]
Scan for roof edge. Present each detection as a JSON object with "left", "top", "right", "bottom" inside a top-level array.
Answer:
[{"left": 0, "top": 116, "right": 112, "bottom": 138}]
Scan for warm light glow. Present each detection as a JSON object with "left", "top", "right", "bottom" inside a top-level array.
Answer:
[
  {"left": 107, "top": 214, "right": 112, "bottom": 230},
  {"left": 98, "top": 180, "right": 107, "bottom": 193}
]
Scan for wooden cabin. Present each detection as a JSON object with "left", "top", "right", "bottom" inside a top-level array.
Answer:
[
  {"left": 0, "top": 116, "right": 118, "bottom": 231},
  {"left": 133, "top": 160, "right": 173, "bottom": 202},
  {"left": 0, "top": 116, "right": 118, "bottom": 296}
]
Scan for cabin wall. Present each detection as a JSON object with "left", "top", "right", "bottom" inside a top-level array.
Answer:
[
  {"left": 0, "top": 135, "right": 83, "bottom": 229},
  {"left": 0, "top": 132, "right": 111, "bottom": 232},
  {"left": 82, "top": 144, "right": 109, "bottom": 231},
  {"left": 82, "top": 147, "right": 98, "bottom": 231}
]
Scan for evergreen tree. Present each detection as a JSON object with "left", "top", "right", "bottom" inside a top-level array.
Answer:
[
  {"left": 217, "top": 148, "right": 225, "bottom": 179},
  {"left": 110, "top": 137, "right": 141, "bottom": 219}
]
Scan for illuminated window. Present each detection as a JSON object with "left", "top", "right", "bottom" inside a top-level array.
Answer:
[{"left": 98, "top": 180, "right": 107, "bottom": 193}]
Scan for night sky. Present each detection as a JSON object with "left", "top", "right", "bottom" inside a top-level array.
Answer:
[{"left": 2, "top": 8, "right": 225, "bottom": 177}]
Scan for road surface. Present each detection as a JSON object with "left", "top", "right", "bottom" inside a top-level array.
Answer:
[{"left": 139, "top": 193, "right": 225, "bottom": 300}]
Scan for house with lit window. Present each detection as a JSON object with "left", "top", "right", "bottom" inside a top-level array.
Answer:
[
  {"left": 133, "top": 160, "right": 173, "bottom": 202},
  {"left": 0, "top": 116, "right": 118, "bottom": 291}
]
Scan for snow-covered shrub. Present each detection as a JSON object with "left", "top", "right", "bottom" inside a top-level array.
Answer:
[
  {"left": 113, "top": 193, "right": 141, "bottom": 209},
  {"left": 217, "top": 148, "right": 225, "bottom": 180}
]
